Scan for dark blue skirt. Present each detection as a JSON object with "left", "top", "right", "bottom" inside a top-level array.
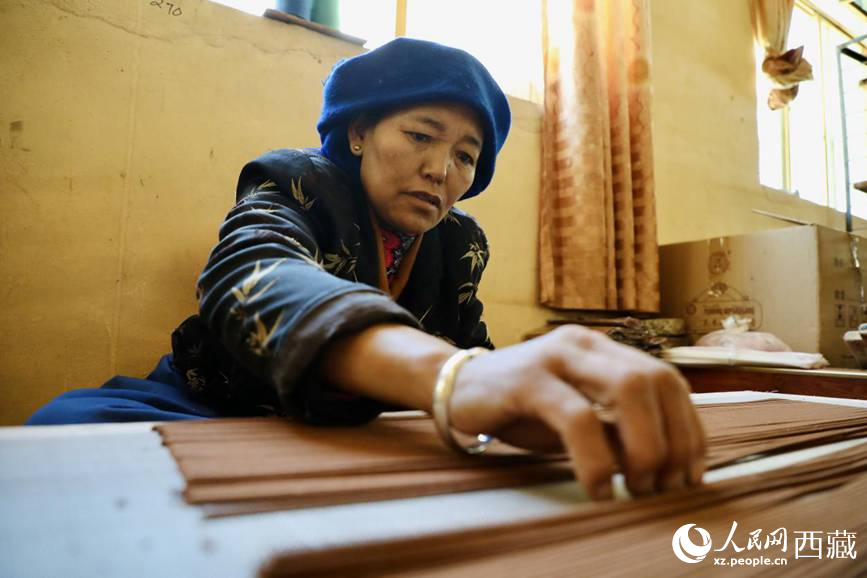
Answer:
[{"left": 26, "top": 355, "right": 222, "bottom": 425}]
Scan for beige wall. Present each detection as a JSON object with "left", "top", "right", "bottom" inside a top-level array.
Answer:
[
  {"left": 462, "top": 98, "right": 548, "bottom": 347},
  {"left": 2, "top": 0, "right": 862, "bottom": 424},
  {"left": 0, "top": 0, "right": 364, "bottom": 424}
]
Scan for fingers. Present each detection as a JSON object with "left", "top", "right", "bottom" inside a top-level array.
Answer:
[
  {"left": 651, "top": 370, "right": 705, "bottom": 490},
  {"left": 683, "top": 387, "right": 708, "bottom": 485},
  {"left": 611, "top": 372, "right": 668, "bottom": 495},
  {"left": 520, "top": 378, "right": 618, "bottom": 500},
  {"left": 543, "top": 325, "right": 706, "bottom": 496},
  {"left": 635, "top": 363, "right": 707, "bottom": 489}
]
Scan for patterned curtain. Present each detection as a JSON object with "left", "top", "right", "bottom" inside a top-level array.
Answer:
[
  {"left": 751, "top": 0, "right": 813, "bottom": 110},
  {"left": 539, "top": 0, "right": 659, "bottom": 312}
]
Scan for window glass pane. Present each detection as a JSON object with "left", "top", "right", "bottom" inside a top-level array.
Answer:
[
  {"left": 838, "top": 40, "right": 867, "bottom": 220},
  {"left": 404, "top": 0, "right": 543, "bottom": 102},
  {"left": 756, "top": 44, "right": 785, "bottom": 190},
  {"left": 822, "top": 23, "right": 850, "bottom": 214},
  {"left": 787, "top": 7, "right": 826, "bottom": 205},
  {"left": 339, "top": 0, "right": 397, "bottom": 49},
  {"left": 211, "top": 0, "right": 274, "bottom": 14}
]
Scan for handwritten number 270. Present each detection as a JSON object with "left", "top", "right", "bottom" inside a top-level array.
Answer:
[{"left": 149, "top": 0, "right": 183, "bottom": 16}]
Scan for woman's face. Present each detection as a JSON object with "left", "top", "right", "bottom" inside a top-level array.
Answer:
[{"left": 348, "top": 102, "right": 483, "bottom": 235}]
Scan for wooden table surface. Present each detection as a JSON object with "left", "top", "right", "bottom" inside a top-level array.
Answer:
[{"left": 680, "top": 365, "right": 867, "bottom": 399}]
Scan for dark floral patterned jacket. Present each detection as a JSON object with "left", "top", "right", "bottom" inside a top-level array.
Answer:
[{"left": 171, "top": 148, "right": 493, "bottom": 425}]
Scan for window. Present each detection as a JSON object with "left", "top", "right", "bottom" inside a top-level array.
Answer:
[
  {"left": 340, "top": 1, "right": 543, "bottom": 102},
  {"left": 212, "top": 0, "right": 273, "bottom": 15},
  {"left": 212, "top": 1, "right": 543, "bottom": 102},
  {"left": 338, "top": 0, "right": 398, "bottom": 49},
  {"left": 401, "top": 1, "right": 542, "bottom": 103},
  {"left": 756, "top": 0, "right": 867, "bottom": 220}
]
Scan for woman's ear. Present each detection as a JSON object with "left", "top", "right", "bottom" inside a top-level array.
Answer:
[{"left": 347, "top": 119, "right": 366, "bottom": 156}]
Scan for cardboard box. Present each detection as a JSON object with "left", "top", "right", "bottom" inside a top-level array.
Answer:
[{"left": 660, "top": 225, "right": 867, "bottom": 368}]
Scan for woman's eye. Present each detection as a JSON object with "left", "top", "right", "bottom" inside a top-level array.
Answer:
[
  {"left": 406, "top": 131, "right": 432, "bottom": 143},
  {"left": 457, "top": 151, "right": 476, "bottom": 166}
]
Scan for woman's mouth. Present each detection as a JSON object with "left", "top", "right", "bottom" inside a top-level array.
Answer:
[{"left": 405, "top": 191, "right": 442, "bottom": 210}]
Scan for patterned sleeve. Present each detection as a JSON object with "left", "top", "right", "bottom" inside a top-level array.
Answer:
[{"left": 195, "top": 160, "right": 420, "bottom": 424}]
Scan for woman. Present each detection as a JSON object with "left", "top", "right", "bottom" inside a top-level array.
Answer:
[{"left": 29, "top": 38, "right": 705, "bottom": 500}]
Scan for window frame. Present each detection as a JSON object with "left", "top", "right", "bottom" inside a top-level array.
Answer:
[{"left": 758, "top": 0, "right": 866, "bottom": 219}]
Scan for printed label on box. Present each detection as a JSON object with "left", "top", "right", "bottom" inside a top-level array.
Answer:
[{"left": 684, "top": 282, "right": 763, "bottom": 337}]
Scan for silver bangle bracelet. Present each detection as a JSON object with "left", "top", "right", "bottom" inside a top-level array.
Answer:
[{"left": 431, "top": 347, "right": 493, "bottom": 455}]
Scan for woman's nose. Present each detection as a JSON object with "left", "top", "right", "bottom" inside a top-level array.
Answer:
[{"left": 421, "top": 148, "right": 450, "bottom": 184}]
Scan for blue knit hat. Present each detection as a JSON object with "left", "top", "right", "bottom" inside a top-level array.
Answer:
[{"left": 317, "top": 38, "right": 511, "bottom": 200}]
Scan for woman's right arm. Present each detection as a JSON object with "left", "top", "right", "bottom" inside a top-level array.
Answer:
[{"left": 319, "top": 322, "right": 707, "bottom": 501}]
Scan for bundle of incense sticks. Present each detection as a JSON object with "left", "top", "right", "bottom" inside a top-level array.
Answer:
[
  {"left": 260, "top": 439, "right": 867, "bottom": 576},
  {"left": 156, "top": 414, "right": 571, "bottom": 517},
  {"left": 155, "top": 399, "right": 867, "bottom": 520}
]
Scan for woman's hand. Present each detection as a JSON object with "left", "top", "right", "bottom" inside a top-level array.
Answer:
[
  {"left": 448, "top": 325, "right": 706, "bottom": 500},
  {"left": 320, "top": 323, "right": 706, "bottom": 501}
]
